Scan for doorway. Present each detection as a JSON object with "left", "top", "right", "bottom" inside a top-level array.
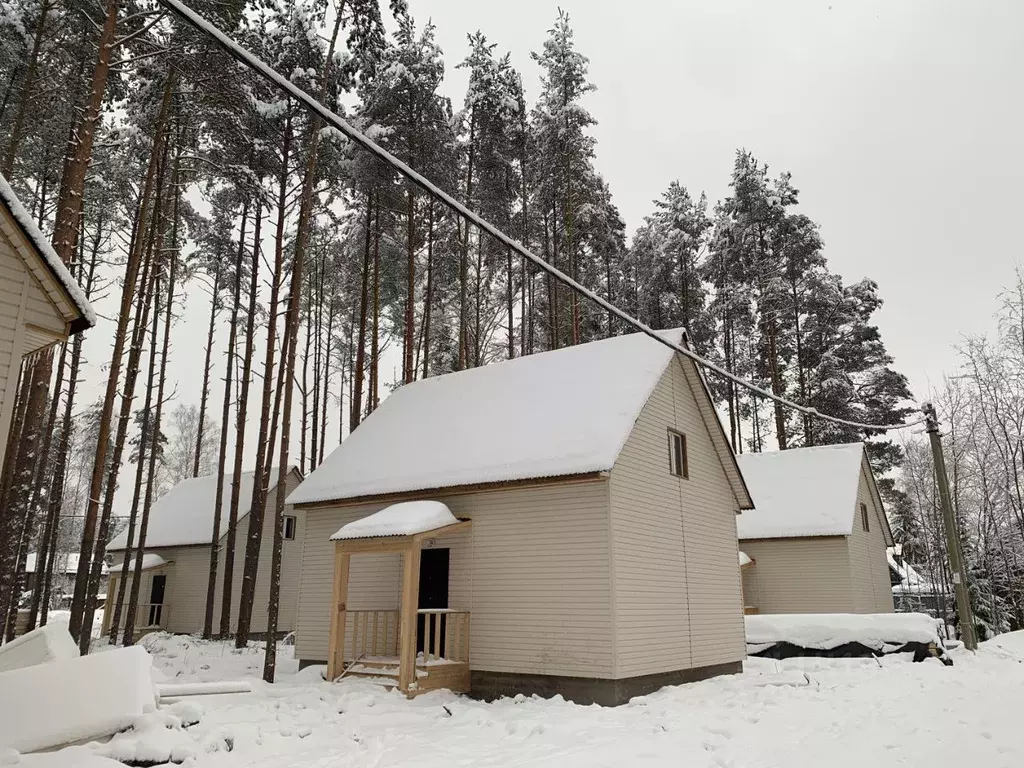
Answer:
[
  {"left": 148, "top": 574, "right": 166, "bottom": 626},
  {"left": 416, "top": 548, "right": 449, "bottom": 655}
]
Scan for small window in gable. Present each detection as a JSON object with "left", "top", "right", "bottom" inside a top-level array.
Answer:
[
  {"left": 860, "top": 503, "right": 870, "bottom": 532},
  {"left": 283, "top": 515, "right": 297, "bottom": 541},
  {"left": 668, "top": 430, "right": 688, "bottom": 479}
]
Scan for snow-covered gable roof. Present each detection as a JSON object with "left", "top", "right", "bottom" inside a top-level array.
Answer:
[
  {"left": 331, "top": 501, "right": 459, "bottom": 540},
  {"left": 290, "top": 328, "right": 742, "bottom": 506},
  {"left": 735, "top": 443, "right": 871, "bottom": 539},
  {"left": 106, "top": 466, "right": 300, "bottom": 551},
  {"left": 0, "top": 173, "right": 96, "bottom": 333},
  {"left": 24, "top": 553, "right": 107, "bottom": 575}
]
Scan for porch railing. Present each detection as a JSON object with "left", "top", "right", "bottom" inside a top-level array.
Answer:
[
  {"left": 346, "top": 609, "right": 400, "bottom": 660},
  {"left": 419, "top": 609, "right": 470, "bottom": 663},
  {"left": 345, "top": 609, "right": 470, "bottom": 663}
]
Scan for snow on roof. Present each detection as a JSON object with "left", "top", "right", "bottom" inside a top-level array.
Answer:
[
  {"left": 331, "top": 501, "right": 459, "bottom": 540},
  {"left": 289, "top": 329, "right": 686, "bottom": 506},
  {"left": 24, "top": 552, "right": 107, "bottom": 575},
  {"left": 0, "top": 173, "right": 96, "bottom": 331},
  {"left": 106, "top": 467, "right": 296, "bottom": 551},
  {"left": 745, "top": 612, "right": 942, "bottom": 651},
  {"left": 735, "top": 443, "right": 866, "bottom": 539},
  {"left": 886, "top": 547, "right": 928, "bottom": 586},
  {"left": 109, "top": 553, "right": 168, "bottom": 572}
]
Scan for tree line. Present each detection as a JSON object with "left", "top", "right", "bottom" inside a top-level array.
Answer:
[{"left": 0, "top": 0, "right": 924, "bottom": 677}]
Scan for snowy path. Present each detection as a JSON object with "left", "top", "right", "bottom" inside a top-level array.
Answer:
[{"left": 64, "top": 632, "right": 1024, "bottom": 767}]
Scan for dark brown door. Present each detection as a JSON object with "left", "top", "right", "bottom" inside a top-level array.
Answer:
[
  {"left": 417, "top": 548, "right": 449, "bottom": 654},
  {"left": 148, "top": 574, "right": 166, "bottom": 626}
]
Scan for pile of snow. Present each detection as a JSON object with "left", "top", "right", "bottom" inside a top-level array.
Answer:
[
  {"left": 745, "top": 613, "right": 942, "bottom": 652},
  {"left": 0, "top": 624, "right": 78, "bottom": 674},
  {"left": 6, "top": 749, "right": 125, "bottom": 767},
  {"left": 26, "top": 633, "right": 1024, "bottom": 767},
  {"left": 108, "top": 553, "right": 167, "bottom": 572},
  {"left": 0, "top": 646, "right": 156, "bottom": 752},
  {"left": 0, "top": 173, "right": 96, "bottom": 328},
  {"left": 289, "top": 329, "right": 688, "bottom": 505},
  {"left": 736, "top": 443, "right": 866, "bottom": 539},
  {"left": 106, "top": 467, "right": 295, "bottom": 550},
  {"left": 331, "top": 501, "right": 459, "bottom": 540}
]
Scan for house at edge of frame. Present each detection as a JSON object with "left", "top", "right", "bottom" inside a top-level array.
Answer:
[
  {"left": 735, "top": 443, "right": 895, "bottom": 616},
  {"left": 103, "top": 466, "right": 304, "bottom": 638},
  {"left": 0, "top": 173, "right": 96, "bottom": 471},
  {"left": 286, "top": 328, "right": 755, "bottom": 706}
]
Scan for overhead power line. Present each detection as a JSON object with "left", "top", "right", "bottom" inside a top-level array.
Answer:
[{"left": 157, "top": 0, "right": 927, "bottom": 435}]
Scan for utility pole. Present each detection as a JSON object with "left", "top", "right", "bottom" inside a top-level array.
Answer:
[{"left": 922, "top": 402, "right": 977, "bottom": 651}]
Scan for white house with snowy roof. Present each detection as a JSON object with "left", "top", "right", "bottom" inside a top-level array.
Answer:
[
  {"left": 104, "top": 466, "right": 304, "bottom": 637},
  {"left": 735, "top": 443, "right": 895, "bottom": 616},
  {"left": 0, "top": 174, "right": 95, "bottom": 470},
  {"left": 285, "top": 328, "right": 754, "bottom": 705}
]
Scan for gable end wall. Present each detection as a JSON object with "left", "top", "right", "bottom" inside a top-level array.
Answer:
[
  {"left": 609, "top": 354, "right": 745, "bottom": 679},
  {"left": 846, "top": 459, "right": 895, "bottom": 613}
]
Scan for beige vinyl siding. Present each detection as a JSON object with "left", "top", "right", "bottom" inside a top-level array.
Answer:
[
  {"left": 738, "top": 537, "right": 854, "bottom": 613},
  {"left": 609, "top": 354, "right": 745, "bottom": 678},
  {"left": 847, "top": 461, "right": 895, "bottom": 613},
  {"left": 295, "top": 479, "right": 614, "bottom": 678},
  {"left": 110, "top": 469, "right": 306, "bottom": 635}
]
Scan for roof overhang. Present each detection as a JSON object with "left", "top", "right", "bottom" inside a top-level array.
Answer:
[
  {"left": 332, "top": 519, "right": 472, "bottom": 554},
  {"left": 672, "top": 334, "right": 755, "bottom": 510},
  {"left": 293, "top": 471, "right": 605, "bottom": 511},
  {"left": 0, "top": 174, "right": 95, "bottom": 335},
  {"left": 860, "top": 449, "right": 895, "bottom": 547}
]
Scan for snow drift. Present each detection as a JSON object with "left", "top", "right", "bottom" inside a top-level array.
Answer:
[
  {"left": 0, "top": 646, "right": 156, "bottom": 753},
  {"left": 745, "top": 613, "right": 943, "bottom": 653}
]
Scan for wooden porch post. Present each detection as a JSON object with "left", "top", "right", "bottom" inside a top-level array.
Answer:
[
  {"left": 398, "top": 543, "right": 421, "bottom": 694},
  {"left": 326, "top": 545, "right": 351, "bottom": 681}
]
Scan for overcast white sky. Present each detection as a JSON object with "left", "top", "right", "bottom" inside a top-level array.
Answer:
[{"left": 82, "top": 0, "right": 1022, "bottom": 506}]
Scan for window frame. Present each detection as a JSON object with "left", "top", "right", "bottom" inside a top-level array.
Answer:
[
  {"left": 282, "top": 514, "right": 297, "bottom": 541},
  {"left": 668, "top": 429, "right": 688, "bottom": 479},
  {"left": 860, "top": 503, "right": 870, "bottom": 532}
]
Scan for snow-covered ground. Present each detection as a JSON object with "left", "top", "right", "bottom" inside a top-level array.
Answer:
[{"left": 17, "top": 631, "right": 1024, "bottom": 767}]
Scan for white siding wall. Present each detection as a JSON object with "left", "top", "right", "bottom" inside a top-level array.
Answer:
[
  {"left": 295, "top": 480, "right": 614, "bottom": 678},
  {"left": 738, "top": 537, "right": 855, "bottom": 613},
  {"left": 847, "top": 461, "right": 895, "bottom": 613},
  {"left": 609, "top": 355, "right": 745, "bottom": 678},
  {"left": 110, "top": 470, "right": 306, "bottom": 635}
]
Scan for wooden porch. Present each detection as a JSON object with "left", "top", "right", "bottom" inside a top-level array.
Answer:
[{"left": 326, "top": 514, "right": 472, "bottom": 697}]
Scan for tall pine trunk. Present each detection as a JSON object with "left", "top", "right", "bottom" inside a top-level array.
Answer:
[
  {"left": 421, "top": 203, "right": 433, "bottom": 379},
  {"left": 208, "top": 199, "right": 248, "bottom": 637},
  {"left": 67, "top": 74, "right": 173, "bottom": 644},
  {"left": 194, "top": 266, "right": 222, "bottom": 476},
  {"left": 232, "top": 113, "right": 292, "bottom": 646},
  {"left": 218, "top": 194, "right": 262, "bottom": 636},
  {"left": 350, "top": 192, "right": 371, "bottom": 430},
  {"left": 124, "top": 248, "right": 176, "bottom": 645}
]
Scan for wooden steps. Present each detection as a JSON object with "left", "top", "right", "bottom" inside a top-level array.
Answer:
[{"left": 340, "top": 656, "right": 470, "bottom": 695}]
